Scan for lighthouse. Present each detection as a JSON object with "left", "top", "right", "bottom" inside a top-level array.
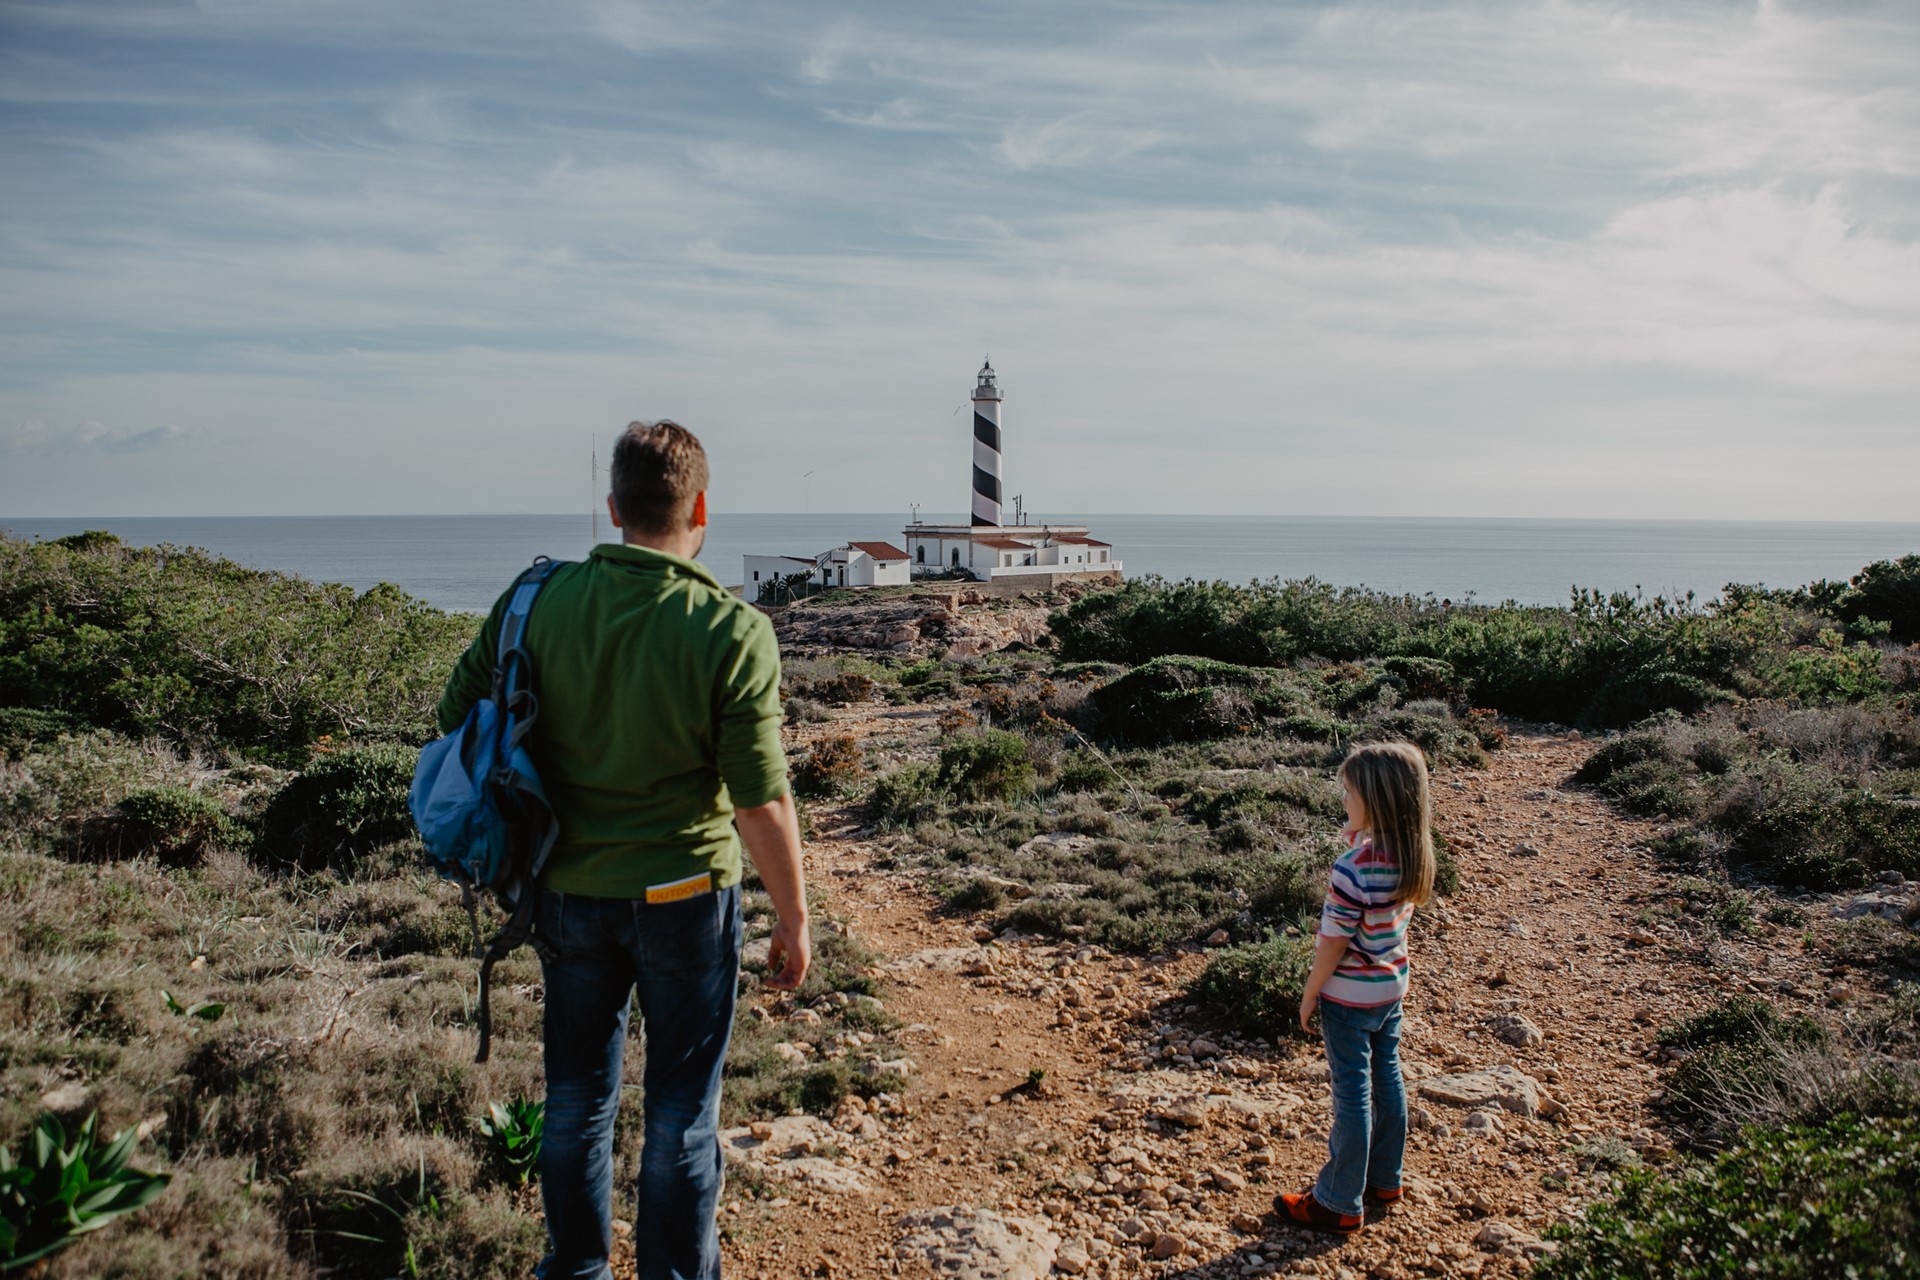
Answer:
[{"left": 970, "top": 358, "right": 1003, "bottom": 527}]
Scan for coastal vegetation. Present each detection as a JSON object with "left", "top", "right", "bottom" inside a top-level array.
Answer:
[
  {"left": 2, "top": 529, "right": 1917, "bottom": 1274},
  {"left": 0, "top": 532, "right": 902, "bottom": 1277}
]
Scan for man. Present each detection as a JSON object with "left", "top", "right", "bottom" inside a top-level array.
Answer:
[{"left": 438, "top": 420, "right": 809, "bottom": 1280}]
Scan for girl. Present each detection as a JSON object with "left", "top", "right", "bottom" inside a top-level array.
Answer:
[{"left": 1276, "top": 740, "right": 1436, "bottom": 1236}]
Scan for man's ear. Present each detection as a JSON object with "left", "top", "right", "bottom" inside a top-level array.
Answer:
[
  {"left": 690, "top": 491, "right": 708, "bottom": 529},
  {"left": 606, "top": 494, "right": 623, "bottom": 530}
]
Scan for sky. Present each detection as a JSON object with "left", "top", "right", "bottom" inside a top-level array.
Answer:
[{"left": 1, "top": 0, "right": 1917, "bottom": 521}]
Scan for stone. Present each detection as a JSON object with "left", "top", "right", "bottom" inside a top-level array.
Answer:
[
  {"left": 1474, "top": 1221, "right": 1551, "bottom": 1259},
  {"left": 894, "top": 1206, "right": 1060, "bottom": 1280},
  {"left": 1834, "top": 888, "right": 1915, "bottom": 923},
  {"left": 1230, "top": 1211, "right": 1263, "bottom": 1234},
  {"left": 1012, "top": 832, "right": 1098, "bottom": 860},
  {"left": 1054, "top": 1241, "right": 1091, "bottom": 1275},
  {"left": 1189, "top": 1038, "right": 1223, "bottom": 1059},
  {"left": 774, "top": 1041, "right": 810, "bottom": 1064},
  {"left": 1205, "top": 928, "right": 1233, "bottom": 947},
  {"left": 1148, "top": 1233, "right": 1186, "bottom": 1259},
  {"left": 1158, "top": 1098, "right": 1210, "bottom": 1129},
  {"left": 1484, "top": 1013, "right": 1544, "bottom": 1048},
  {"left": 38, "top": 1082, "right": 89, "bottom": 1115},
  {"left": 1461, "top": 1110, "right": 1501, "bottom": 1136},
  {"left": 1511, "top": 842, "right": 1540, "bottom": 857},
  {"left": 1210, "top": 1168, "right": 1248, "bottom": 1192},
  {"left": 1418, "top": 1065, "right": 1548, "bottom": 1119}
]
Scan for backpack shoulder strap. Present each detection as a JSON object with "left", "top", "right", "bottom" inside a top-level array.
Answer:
[{"left": 490, "top": 557, "right": 568, "bottom": 704}]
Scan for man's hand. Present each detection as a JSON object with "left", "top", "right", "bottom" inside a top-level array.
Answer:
[
  {"left": 734, "top": 791, "right": 811, "bottom": 993},
  {"left": 764, "top": 914, "right": 811, "bottom": 991}
]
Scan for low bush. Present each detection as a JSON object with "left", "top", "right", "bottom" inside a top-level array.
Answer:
[
  {"left": 1085, "top": 656, "right": 1299, "bottom": 746},
  {"left": 0, "top": 532, "right": 469, "bottom": 758},
  {"left": 0, "top": 707, "right": 82, "bottom": 758},
  {"left": 1540, "top": 1113, "right": 1919, "bottom": 1280},
  {"left": 1832, "top": 554, "right": 1920, "bottom": 644},
  {"left": 935, "top": 731, "right": 1034, "bottom": 802},
  {"left": 1189, "top": 934, "right": 1315, "bottom": 1041},
  {"left": 866, "top": 764, "right": 946, "bottom": 828},
  {"left": 106, "top": 785, "right": 244, "bottom": 865},
  {"left": 255, "top": 743, "right": 417, "bottom": 871},
  {"left": 791, "top": 733, "right": 866, "bottom": 798}
]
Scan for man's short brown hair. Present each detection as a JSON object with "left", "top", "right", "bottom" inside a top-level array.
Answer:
[{"left": 610, "top": 420, "right": 709, "bottom": 535}]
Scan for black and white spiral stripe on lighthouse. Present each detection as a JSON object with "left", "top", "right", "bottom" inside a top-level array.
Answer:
[{"left": 970, "top": 358, "right": 1004, "bottom": 527}]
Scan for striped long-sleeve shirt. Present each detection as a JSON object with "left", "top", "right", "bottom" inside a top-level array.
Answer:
[{"left": 1317, "top": 838, "right": 1414, "bottom": 1008}]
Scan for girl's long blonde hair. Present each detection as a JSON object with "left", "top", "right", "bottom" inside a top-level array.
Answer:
[{"left": 1338, "top": 741, "right": 1435, "bottom": 906}]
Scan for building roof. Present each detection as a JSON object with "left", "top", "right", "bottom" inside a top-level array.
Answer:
[
  {"left": 1054, "top": 536, "right": 1112, "bottom": 547},
  {"left": 975, "top": 537, "right": 1035, "bottom": 551},
  {"left": 747, "top": 554, "right": 819, "bottom": 567},
  {"left": 848, "top": 541, "right": 909, "bottom": 561}
]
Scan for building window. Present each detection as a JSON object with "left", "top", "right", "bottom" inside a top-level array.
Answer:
[
  {"left": 1024, "top": 554, "right": 1033, "bottom": 566},
  {"left": 753, "top": 571, "right": 760, "bottom": 581},
  {"left": 951, "top": 548, "right": 960, "bottom": 567},
  {"left": 916, "top": 546, "right": 925, "bottom": 564}
]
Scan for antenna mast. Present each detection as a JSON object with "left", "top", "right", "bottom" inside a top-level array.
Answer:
[{"left": 591, "top": 436, "right": 599, "bottom": 544}]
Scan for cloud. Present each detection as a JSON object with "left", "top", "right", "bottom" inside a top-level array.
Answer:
[
  {"left": 0, "top": 1, "right": 1917, "bottom": 519},
  {"left": 2, "top": 421, "right": 202, "bottom": 455}
]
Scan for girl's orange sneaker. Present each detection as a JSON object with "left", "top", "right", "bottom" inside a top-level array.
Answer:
[{"left": 1274, "top": 1189, "right": 1363, "bottom": 1236}]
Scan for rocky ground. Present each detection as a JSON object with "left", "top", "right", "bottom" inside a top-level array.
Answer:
[
  {"left": 771, "top": 589, "right": 1068, "bottom": 658},
  {"left": 692, "top": 701, "right": 1905, "bottom": 1279}
]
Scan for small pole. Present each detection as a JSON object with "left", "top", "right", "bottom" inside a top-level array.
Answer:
[{"left": 590, "top": 435, "right": 599, "bottom": 544}]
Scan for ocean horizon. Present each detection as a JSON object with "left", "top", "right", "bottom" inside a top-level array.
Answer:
[{"left": 3, "top": 512, "right": 1916, "bottom": 615}]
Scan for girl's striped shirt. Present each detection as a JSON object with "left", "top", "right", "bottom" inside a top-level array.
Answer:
[{"left": 1317, "top": 837, "right": 1413, "bottom": 1008}]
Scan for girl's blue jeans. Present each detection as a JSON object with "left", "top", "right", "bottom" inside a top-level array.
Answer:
[
  {"left": 1313, "top": 996, "right": 1407, "bottom": 1217},
  {"left": 534, "top": 885, "right": 741, "bottom": 1280}
]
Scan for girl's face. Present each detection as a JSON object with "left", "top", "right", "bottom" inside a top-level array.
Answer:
[{"left": 1341, "top": 780, "right": 1369, "bottom": 833}]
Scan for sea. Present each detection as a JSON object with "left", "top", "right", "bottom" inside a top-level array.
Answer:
[{"left": 2, "top": 513, "right": 1916, "bottom": 615}]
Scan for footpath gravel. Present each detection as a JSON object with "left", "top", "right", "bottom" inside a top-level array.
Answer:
[{"left": 710, "top": 722, "right": 1864, "bottom": 1279}]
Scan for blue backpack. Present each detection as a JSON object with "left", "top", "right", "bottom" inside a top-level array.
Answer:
[{"left": 410, "top": 556, "right": 568, "bottom": 1062}]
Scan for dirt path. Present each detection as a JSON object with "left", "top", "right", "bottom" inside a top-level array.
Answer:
[{"left": 713, "top": 722, "right": 1818, "bottom": 1279}]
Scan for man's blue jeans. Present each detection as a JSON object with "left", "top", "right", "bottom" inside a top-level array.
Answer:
[
  {"left": 1313, "top": 997, "right": 1406, "bottom": 1218},
  {"left": 534, "top": 885, "right": 741, "bottom": 1280}
]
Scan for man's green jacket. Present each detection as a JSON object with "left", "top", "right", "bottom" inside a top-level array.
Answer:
[{"left": 437, "top": 542, "right": 788, "bottom": 899}]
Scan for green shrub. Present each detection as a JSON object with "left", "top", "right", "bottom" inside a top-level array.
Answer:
[
  {"left": 256, "top": 743, "right": 417, "bottom": 871},
  {"left": 1657, "top": 996, "right": 1825, "bottom": 1052},
  {"left": 1658, "top": 996, "right": 1838, "bottom": 1130},
  {"left": 866, "top": 764, "right": 947, "bottom": 827},
  {"left": 0, "top": 533, "right": 470, "bottom": 759},
  {"left": 1538, "top": 1114, "right": 1919, "bottom": 1280},
  {"left": 0, "top": 707, "right": 82, "bottom": 759},
  {"left": 1833, "top": 555, "right": 1920, "bottom": 644},
  {"left": 1086, "top": 656, "right": 1300, "bottom": 745},
  {"left": 1051, "top": 750, "right": 1112, "bottom": 794},
  {"left": 935, "top": 731, "right": 1034, "bottom": 802},
  {"left": 109, "top": 785, "right": 243, "bottom": 864},
  {"left": 1189, "top": 934, "right": 1315, "bottom": 1041},
  {"left": 1051, "top": 576, "right": 1430, "bottom": 667}
]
